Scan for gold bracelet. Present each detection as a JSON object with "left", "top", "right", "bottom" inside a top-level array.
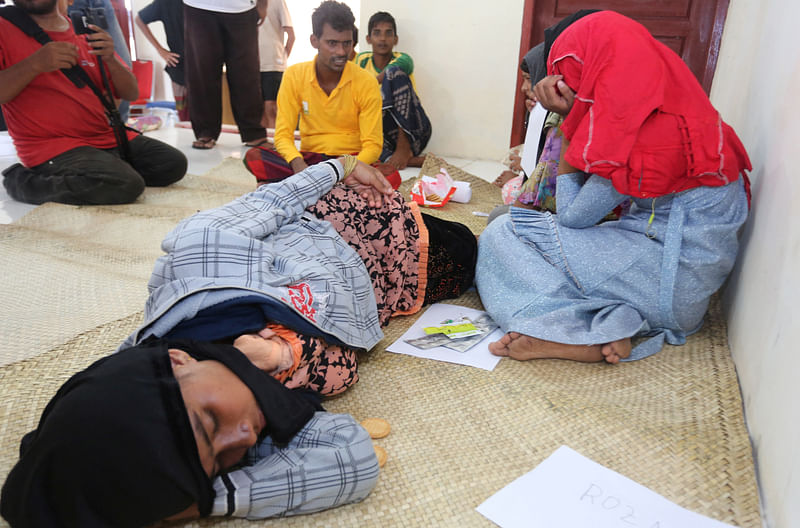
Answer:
[{"left": 341, "top": 154, "right": 358, "bottom": 180}]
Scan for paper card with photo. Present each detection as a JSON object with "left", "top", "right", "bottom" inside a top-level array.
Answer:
[{"left": 387, "top": 304, "right": 503, "bottom": 371}]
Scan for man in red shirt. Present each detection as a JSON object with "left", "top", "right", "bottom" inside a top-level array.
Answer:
[{"left": 0, "top": 0, "right": 186, "bottom": 205}]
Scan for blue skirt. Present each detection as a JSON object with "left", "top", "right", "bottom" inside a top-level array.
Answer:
[{"left": 475, "top": 179, "right": 748, "bottom": 360}]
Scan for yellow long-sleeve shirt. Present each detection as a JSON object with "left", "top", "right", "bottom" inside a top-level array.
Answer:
[{"left": 274, "top": 59, "right": 383, "bottom": 165}]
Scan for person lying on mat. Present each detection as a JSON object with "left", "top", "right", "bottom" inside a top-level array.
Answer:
[
  {"left": 121, "top": 155, "right": 477, "bottom": 396},
  {"left": 1, "top": 159, "right": 477, "bottom": 526},
  {"left": 355, "top": 11, "right": 431, "bottom": 170},
  {"left": 0, "top": 337, "right": 380, "bottom": 526},
  {"left": 476, "top": 10, "right": 751, "bottom": 364},
  {"left": 0, "top": 0, "right": 187, "bottom": 206},
  {"left": 244, "top": 1, "right": 383, "bottom": 184}
]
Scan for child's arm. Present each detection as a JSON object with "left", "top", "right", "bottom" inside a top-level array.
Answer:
[{"left": 134, "top": 10, "right": 180, "bottom": 67}]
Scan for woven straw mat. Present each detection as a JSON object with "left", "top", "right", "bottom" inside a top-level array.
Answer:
[
  {"left": 0, "top": 155, "right": 761, "bottom": 527},
  {"left": 0, "top": 159, "right": 257, "bottom": 367}
]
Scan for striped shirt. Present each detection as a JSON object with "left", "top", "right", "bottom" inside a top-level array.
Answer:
[
  {"left": 212, "top": 412, "right": 380, "bottom": 517},
  {"left": 121, "top": 160, "right": 384, "bottom": 351}
]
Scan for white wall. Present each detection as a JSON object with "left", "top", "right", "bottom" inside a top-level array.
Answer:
[
  {"left": 359, "top": 0, "right": 524, "bottom": 161},
  {"left": 711, "top": 1, "right": 800, "bottom": 527},
  {"left": 282, "top": 0, "right": 360, "bottom": 67}
]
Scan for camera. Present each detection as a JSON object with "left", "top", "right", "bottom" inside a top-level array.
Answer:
[{"left": 70, "top": 7, "right": 109, "bottom": 35}]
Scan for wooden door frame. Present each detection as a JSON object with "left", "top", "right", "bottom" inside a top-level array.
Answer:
[
  {"left": 510, "top": 0, "right": 730, "bottom": 147},
  {"left": 510, "top": 0, "right": 538, "bottom": 148}
]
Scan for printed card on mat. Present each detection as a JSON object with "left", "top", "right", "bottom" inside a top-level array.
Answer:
[{"left": 386, "top": 303, "right": 502, "bottom": 371}]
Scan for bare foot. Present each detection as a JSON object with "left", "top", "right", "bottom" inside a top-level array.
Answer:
[
  {"left": 488, "top": 333, "right": 515, "bottom": 357},
  {"left": 407, "top": 155, "right": 425, "bottom": 167},
  {"left": 386, "top": 149, "right": 412, "bottom": 170},
  {"left": 600, "top": 338, "right": 632, "bottom": 364},
  {"left": 386, "top": 129, "right": 414, "bottom": 169},
  {"left": 493, "top": 169, "right": 517, "bottom": 188},
  {"left": 244, "top": 137, "right": 269, "bottom": 148},
  {"left": 489, "top": 332, "right": 606, "bottom": 363},
  {"left": 191, "top": 137, "right": 216, "bottom": 150}
]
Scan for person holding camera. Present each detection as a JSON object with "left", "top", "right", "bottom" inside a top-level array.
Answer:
[
  {"left": 68, "top": 0, "right": 133, "bottom": 121},
  {"left": 0, "top": 0, "right": 187, "bottom": 205}
]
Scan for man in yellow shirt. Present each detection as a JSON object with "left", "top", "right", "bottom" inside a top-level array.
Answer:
[{"left": 244, "top": 1, "right": 382, "bottom": 184}]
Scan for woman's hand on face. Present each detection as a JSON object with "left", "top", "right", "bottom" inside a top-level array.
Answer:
[
  {"left": 233, "top": 329, "right": 283, "bottom": 372},
  {"left": 341, "top": 160, "right": 394, "bottom": 208},
  {"left": 533, "top": 75, "right": 575, "bottom": 116}
]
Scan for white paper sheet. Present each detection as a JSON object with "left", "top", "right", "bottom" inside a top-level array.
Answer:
[
  {"left": 520, "top": 103, "right": 548, "bottom": 178},
  {"left": 476, "top": 446, "right": 736, "bottom": 528},
  {"left": 386, "top": 303, "right": 503, "bottom": 371}
]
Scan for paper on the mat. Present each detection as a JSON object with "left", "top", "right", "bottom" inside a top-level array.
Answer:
[
  {"left": 520, "top": 103, "right": 548, "bottom": 178},
  {"left": 386, "top": 303, "right": 503, "bottom": 370},
  {"left": 476, "top": 445, "right": 736, "bottom": 528}
]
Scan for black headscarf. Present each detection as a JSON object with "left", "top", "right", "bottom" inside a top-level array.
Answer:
[
  {"left": 1, "top": 339, "right": 320, "bottom": 527},
  {"left": 539, "top": 9, "right": 600, "bottom": 81},
  {"left": 520, "top": 42, "right": 545, "bottom": 82}
]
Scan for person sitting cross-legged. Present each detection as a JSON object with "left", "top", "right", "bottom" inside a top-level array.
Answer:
[
  {"left": 244, "top": 1, "right": 383, "bottom": 185},
  {"left": 127, "top": 156, "right": 477, "bottom": 397},
  {"left": 476, "top": 11, "right": 752, "bottom": 365},
  {"left": 356, "top": 11, "right": 431, "bottom": 170},
  {"left": 1, "top": 154, "right": 478, "bottom": 527},
  {"left": 0, "top": 337, "right": 380, "bottom": 526}
]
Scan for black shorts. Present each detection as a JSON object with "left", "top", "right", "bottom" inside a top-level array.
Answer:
[{"left": 260, "top": 71, "right": 284, "bottom": 101}]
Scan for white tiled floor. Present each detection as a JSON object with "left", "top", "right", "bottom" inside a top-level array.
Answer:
[
  {"left": 0, "top": 132, "right": 37, "bottom": 224},
  {"left": 0, "top": 121, "right": 506, "bottom": 224}
]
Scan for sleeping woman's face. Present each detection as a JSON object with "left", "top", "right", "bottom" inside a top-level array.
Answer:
[{"left": 169, "top": 349, "right": 266, "bottom": 477}]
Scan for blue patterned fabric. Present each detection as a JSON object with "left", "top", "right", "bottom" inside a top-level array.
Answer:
[
  {"left": 476, "top": 172, "right": 749, "bottom": 360},
  {"left": 211, "top": 412, "right": 379, "bottom": 518},
  {"left": 379, "top": 65, "right": 431, "bottom": 161},
  {"left": 121, "top": 159, "right": 383, "bottom": 351}
]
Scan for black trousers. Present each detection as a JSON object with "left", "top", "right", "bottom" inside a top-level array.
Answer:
[
  {"left": 2, "top": 135, "right": 186, "bottom": 205},
  {"left": 421, "top": 213, "right": 478, "bottom": 305},
  {"left": 183, "top": 5, "right": 266, "bottom": 143}
]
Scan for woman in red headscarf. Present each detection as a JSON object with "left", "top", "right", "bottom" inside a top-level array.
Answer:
[{"left": 476, "top": 11, "right": 751, "bottom": 363}]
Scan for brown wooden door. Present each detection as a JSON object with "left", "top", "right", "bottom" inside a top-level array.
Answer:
[{"left": 510, "top": 0, "right": 731, "bottom": 145}]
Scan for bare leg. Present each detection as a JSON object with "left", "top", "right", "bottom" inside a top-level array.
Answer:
[
  {"left": 261, "top": 100, "right": 277, "bottom": 130},
  {"left": 489, "top": 332, "right": 631, "bottom": 364},
  {"left": 493, "top": 169, "right": 517, "bottom": 187},
  {"left": 385, "top": 129, "right": 414, "bottom": 170},
  {"left": 407, "top": 154, "right": 425, "bottom": 167}
]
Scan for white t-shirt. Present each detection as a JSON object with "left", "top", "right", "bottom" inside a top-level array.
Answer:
[
  {"left": 182, "top": 0, "right": 256, "bottom": 14},
  {"left": 258, "top": 0, "right": 292, "bottom": 71}
]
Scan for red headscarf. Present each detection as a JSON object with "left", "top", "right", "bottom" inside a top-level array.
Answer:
[{"left": 548, "top": 11, "right": 751, "bottom": 198}]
